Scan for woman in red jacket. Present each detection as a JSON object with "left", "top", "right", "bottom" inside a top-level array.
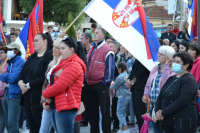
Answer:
[
  {"left": 42, "top": 37, "right": 87, "bottom": 133},
  {"left": 188, "top": 42, "right": 200, "bottom": 84}
]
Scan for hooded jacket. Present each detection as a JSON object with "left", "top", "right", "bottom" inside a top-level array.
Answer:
[
  {"left": 1, "top": 55, "right": 25, "bottom": 99},
  {"left": 42, "top": 54, "right": 87, "bottom": 112}
]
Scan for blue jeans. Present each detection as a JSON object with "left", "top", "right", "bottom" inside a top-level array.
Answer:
[
  {"left": 19, "top": 106, "right": 29, "bottom": 129},
  {"left": 40, "top": 109, "right": 57, "bottom": 133},
  {"left": 149, "top": 109, "right": 164, "bottom": 133},
  {"left": 2, "top": 88, "right": 21, "bottom": 133},
  {"left": 52, "top": 109, "right": 78, "bottom": 133},
  {"left": 129, "top": 93, "right": 135, "bottom": 123},
  {"left": 117, "top": 97, "right": 131, "bottom": 127}
]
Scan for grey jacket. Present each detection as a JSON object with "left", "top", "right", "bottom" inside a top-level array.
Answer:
[{"left": 110, "top": 72, "right": 131, "bottom": 98}]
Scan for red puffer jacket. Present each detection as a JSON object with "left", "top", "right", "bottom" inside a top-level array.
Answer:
[
  {"left": 42, "top": 54, "right": 86, "bottom": 112},
  {"left": 191, "top": 56, "right": 200, "bottom": 84}
]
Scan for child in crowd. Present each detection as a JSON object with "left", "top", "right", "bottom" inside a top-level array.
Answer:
[{"left": 110, "top": 62, "right": 131, "bottom": 133}]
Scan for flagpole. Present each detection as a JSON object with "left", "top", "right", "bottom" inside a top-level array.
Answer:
[
  {"left": 64, "top": 11, "right": 84, "bottom": 33},
  {"left": 0, "top": 25, "right": 7, "bottom": 46}
]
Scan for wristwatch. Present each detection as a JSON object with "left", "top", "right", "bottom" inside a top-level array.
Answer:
[{"left": 26, "top": 83, "right": 31, "bottom": 89}]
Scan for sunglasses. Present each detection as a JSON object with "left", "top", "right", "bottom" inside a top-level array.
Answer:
[{"left": 62, "top": 37, "right": 78, "bottom": 46}]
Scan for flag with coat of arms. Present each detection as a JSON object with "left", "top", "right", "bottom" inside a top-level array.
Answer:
[{"left": 83, "top": 0, "right": 160, "bottom": 71}]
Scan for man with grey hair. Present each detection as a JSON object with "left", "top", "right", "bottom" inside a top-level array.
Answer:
[
  {"left": 50, "top": 23, "right": 61, "bottom": 41},
  {"left": 81, "top": 33, "right": 92, "bottom": 55},
  {"left": 85, "top": 28, "right": 115, "bottom": 133}
]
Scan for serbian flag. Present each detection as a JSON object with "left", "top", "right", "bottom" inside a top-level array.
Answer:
[
  {"left": 15, "top": 0, "right": 43, "bottom": 59},
  {"left": 187, "top": 0, "right": 197, "bottom": 42},
  {"left": 84, "top": 0, "right": 160, "bottom": 70}
]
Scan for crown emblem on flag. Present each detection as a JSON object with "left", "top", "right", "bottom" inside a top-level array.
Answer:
[{"left": 112, "top": 0, "right": 139, "bottom": 28}]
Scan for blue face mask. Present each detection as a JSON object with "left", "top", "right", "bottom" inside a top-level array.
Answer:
[{"left": 172, "top": 63, "right": 183, "bottom": 74}]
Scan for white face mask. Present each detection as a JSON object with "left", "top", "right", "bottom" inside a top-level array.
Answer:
[
  {"left": 7, "top": 51, "right": 16, "bottom": 59},
  {"left": 54, "top": 27, "right": 58, "bottom": 31}
]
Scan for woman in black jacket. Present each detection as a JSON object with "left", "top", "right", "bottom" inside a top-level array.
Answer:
[
  {"left": 155, "top": 52, "right": 197, "bottom": 133},
  {"left": 18, "top": 32, "right": 53, "bottom": 133}
]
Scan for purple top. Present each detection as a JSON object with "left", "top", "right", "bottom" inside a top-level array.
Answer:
[
  {"left": 0, "top": 64, "right": 8, "bottom": 99},
  {"left": 144, "top": 64, "right": 176, "bottom": 96}
]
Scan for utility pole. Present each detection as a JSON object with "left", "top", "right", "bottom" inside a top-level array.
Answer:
[
  {"left": 198, "top": 0, "right": 200, "bottom": 47},
  {"left": 179, "top": 0, "right": 186, "bottom": 30}
]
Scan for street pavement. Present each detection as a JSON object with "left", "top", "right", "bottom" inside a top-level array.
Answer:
[{"left": 4, "top": 121, "right": 200, "bottom": 133}]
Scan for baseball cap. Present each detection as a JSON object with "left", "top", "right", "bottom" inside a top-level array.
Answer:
[{"left": 6, "top": 42, "right": 21, "bottom": 50}]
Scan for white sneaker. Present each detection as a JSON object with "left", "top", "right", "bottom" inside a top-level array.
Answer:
[
  {"left": 123, "top": 130, "right": 131, "bottom": 133},
  {"left": 129, "top": 125, "right": 139, "bottom": 132}
]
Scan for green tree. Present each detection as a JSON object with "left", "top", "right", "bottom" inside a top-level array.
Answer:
[
  {"left": 66, "top": 12, "right": 77, "bottom": 41},
  {"left": 19, "top": 0, "right": 87, "bottom": 26}
]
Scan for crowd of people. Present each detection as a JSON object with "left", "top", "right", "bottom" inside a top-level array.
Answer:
[{"left": 0, "top": 20, "right": 199, "bottom": 133}]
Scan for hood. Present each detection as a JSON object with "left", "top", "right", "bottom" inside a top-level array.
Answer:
[{"left": 61, "top": 54, "right": 87, "bottom": 73}]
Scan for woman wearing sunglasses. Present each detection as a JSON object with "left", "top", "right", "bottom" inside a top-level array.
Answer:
[{"left": 42, "top": 37, "right": 87, "bottom": 133}]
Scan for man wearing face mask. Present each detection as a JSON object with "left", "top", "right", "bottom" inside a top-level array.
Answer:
[
  {"left": 1, "top": 42, "right": 25, "bottom": 133},
  {"left": 50, "top": 23, "right": 61, "bottom": 41}
]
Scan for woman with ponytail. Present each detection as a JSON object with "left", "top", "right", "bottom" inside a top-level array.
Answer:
[
  {"left": 18, "top": 32, "right": 53, "bottom": 133},
  {"left": 42, "top": 37, "right": 87, "bottom": 133}
]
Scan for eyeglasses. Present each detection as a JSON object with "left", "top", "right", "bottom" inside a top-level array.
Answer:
[
  {"left": 157, "top": 52, "right": 165, "bottom": 57},
  {"left": 0, "top": 52, "right": 5, "bottom": 54}
]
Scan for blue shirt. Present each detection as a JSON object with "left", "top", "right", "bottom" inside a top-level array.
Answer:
[
  {"left": 88, "top": 40, "right": 115, "bottom": 86},
  {"left": 149, "top": 63, "right": 162, "bottom": 110}
]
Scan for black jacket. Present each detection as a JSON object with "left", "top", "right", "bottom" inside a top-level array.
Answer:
[
  {"left": 176, "top": 30, "right": 190, "bottom": 42},
  {"left": 155, "top": 73, "right": 197, "bottom": 133},
  {"left": 128, "top": 59, "right": 150, "bottom": 91},
  {"left": 18, "top": 50, "right": 53, "bottom": 108},
  {"left": 161, "top": 32, "right": 176, "bottom": 43}
]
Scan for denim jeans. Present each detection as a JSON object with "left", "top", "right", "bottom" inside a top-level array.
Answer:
[
  {"left": 129, "top": 93, "right": 135, "bottom": 123},
  {"left": 2, "top": 88, "right": 21, "bottom": 133},
  {"left": 149, "top": 109, "right": 164, "bottom": 133},
  {"left": 40, "top": 109, "right": 57, "bottom": 133},
  {"left": 52, "top": 109, "right": 78, "bottom": 133},
  {"left": 19, "top": 106, "right": 29, "bottom": 129},
  {"left": 117, "top": 97, "right": 131, "bottom": 127}
]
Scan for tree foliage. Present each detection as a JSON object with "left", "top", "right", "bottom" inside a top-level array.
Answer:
[
  {"left": 19, "top": 0, "right": 87, "bottom": 26},
  {"left": 66, "top": 12, "right": 77, "bottom": 41}
]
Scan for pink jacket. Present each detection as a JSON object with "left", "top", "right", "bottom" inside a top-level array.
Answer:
[
  {"left": 144, "top": 64, "right": 176, "bottom": 96},
  {"left": 190, "top": 56, "right": 200, "bottom": 84}
]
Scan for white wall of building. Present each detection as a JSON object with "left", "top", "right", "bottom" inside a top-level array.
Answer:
[{"left": 156, "top": 0, "right": 168, "bottom": 10}]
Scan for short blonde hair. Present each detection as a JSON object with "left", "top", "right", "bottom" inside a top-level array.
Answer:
[
  {"left": 159, "top": 45, "right": 176, "bottom": 59},
  {"left": 49, "top": 38, "right": 62, "bottom": 67}
]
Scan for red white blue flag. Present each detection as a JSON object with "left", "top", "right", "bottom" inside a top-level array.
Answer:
[
  {"left": 187, "top": 0, "right": 197, "bottom": 41},
  {"left": 15, "top": 0, "right": 43, "bottom": 59},
  {"left": 84, "top": 0, "right": 160, "bottom": 70}
]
